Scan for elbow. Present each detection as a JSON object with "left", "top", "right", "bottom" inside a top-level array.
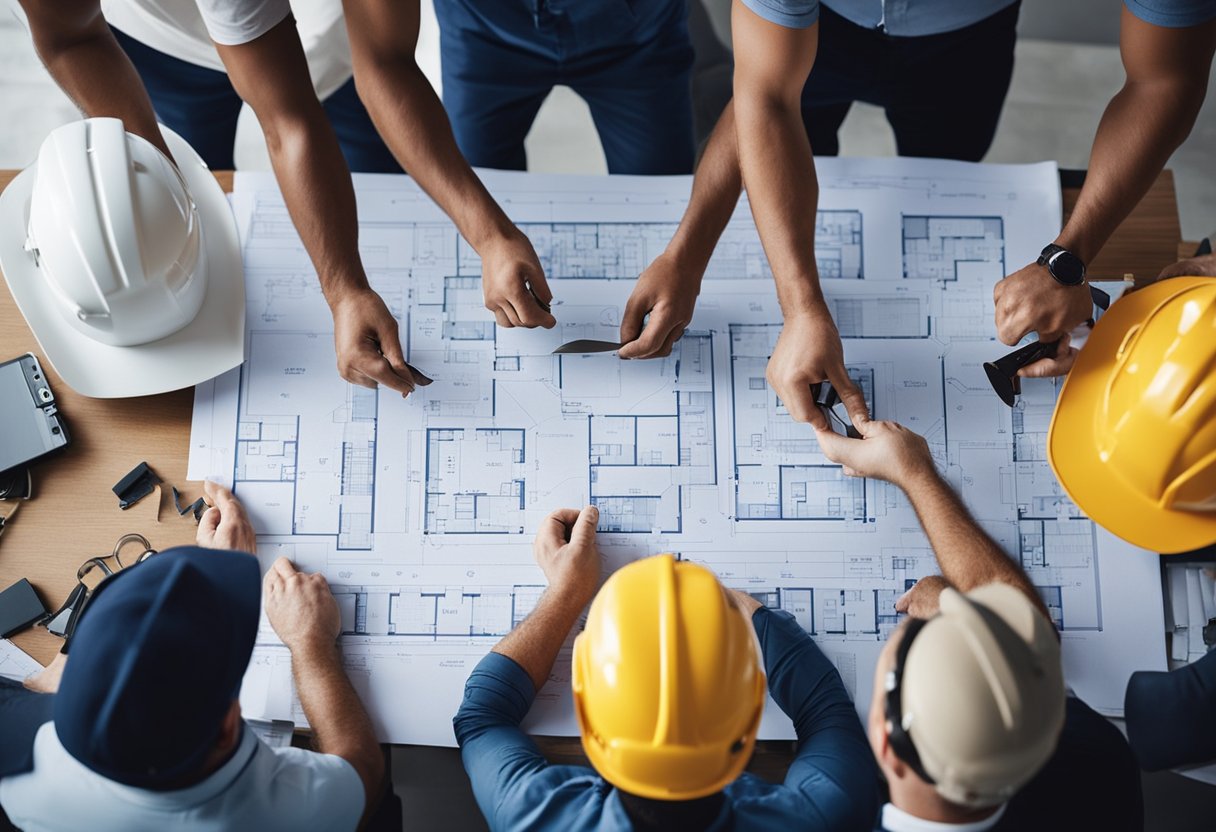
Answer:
[
  {"left": 452, "top": 698, "right": 487, "bottom": 748},
  {"left": 350, "top": 52, "right": 423, "bottom": 108},
  {"left": 24, "top": 4, "right": 108, "bottom": 67},
  {"left": 255, "top": 111, "right": 321, "bottom": 162}
]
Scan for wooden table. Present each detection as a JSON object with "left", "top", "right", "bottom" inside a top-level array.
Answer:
[{"left": 0, "top": 167, "right": 1186, "bottom": 768}]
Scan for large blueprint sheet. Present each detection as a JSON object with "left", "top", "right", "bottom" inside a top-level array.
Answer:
[{"left": 190, "top": 160, "right": 1165, "bottom": 745}]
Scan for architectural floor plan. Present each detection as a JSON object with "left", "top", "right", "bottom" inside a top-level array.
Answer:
[{"left": 190, "top": 160, "right": 1165, "bottom": 745}]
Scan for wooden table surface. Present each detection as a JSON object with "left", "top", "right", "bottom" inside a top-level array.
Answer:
[{"left": 0, "top": 167, "right": 1186, "bottom": 765}]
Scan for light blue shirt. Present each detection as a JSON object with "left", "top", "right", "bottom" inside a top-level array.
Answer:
[
  {"left": 0, "top": 722, "right": 365, "bottom": 832},
  {"left": 741, "top": 0, "right": 1216, "bottom": 35}
]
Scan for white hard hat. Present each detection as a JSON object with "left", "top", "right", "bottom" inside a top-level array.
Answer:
[
  {"left": 891, "top": 583, "right": 1065, "bottom": 809},
  {"left": 0, "top": 118, "right": 244, "bottom": 397}
]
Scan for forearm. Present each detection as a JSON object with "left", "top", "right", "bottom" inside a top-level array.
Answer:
[
  {"left": 354, "top": 59, "right": 518, "bottom": 252},
  {"left": 734, "top": 88, "right": 823, "bottom": 315},
  {"left": 1060, "top": 12, "right": 1214, "bottom": 264},
  {"left": 260, "top": 113, "right": 370, "bottom": 302},
  {"left": 1060, "top": 80, "right": 1208, "bottom": 263},
  {"left": 902, "top": 470, "right": 1049, "bottom": 619},
  {"left": 666, "top": 100, "right": 745, "bottom": 274},
  {"left": 292, "top": 643, "right": 383, "bottom": 803},
  {"left": 20, "top": 0, "right": 167, "bottom": 156},
  {"left": 492, "top": 588, "right": 585, "bottom": 692}
]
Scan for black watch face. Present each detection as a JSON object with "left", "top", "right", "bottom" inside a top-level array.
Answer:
[{"left": 1049, "top": 251, "right": 1086, "bottom": 285}]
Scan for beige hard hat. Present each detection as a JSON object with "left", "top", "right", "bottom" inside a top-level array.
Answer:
[{"left": 893, "top": 584, "right": 1065, "bottom": 809}]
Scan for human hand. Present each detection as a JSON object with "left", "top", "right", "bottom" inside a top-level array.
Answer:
[
  {"left": 196, "top": 480, "right": 257, "bottom": 554},
  {"left": 617, "top": 252, "right": 701, "bottom": 359},
  {"left": 1157, "top": 252, "right": 1216, "bottom": 280},
  {"left": 767, "top": 305, "right": 870, "bottom": 430},
  {"left": 533, "top": 505, "right": 602, "bottom": 608},
  {"left": 895, "top": 576, "right": 949, "bottom": 619},
  {"left": 1017, "top": 333, "right": 1078, "bottom": 379},
  {"left": 263, "top": 557, "right": 341, "bottom": 655},
  {"left": 330, "top": 287, "right": 429, "bottom": 396},
  {"left": 813, "top": 418, "right": 935, "bottom": 489},
  {"left": 993, "top": 262, "right": 1093, "bottom": 346},
  {"left": 23, "top": 652, "right": 66, "bottom": 694},
  {"left": 481, "top": 233, "right": 557, "bottom": 329}
]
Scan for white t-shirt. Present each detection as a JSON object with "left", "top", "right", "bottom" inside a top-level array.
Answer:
[
  {"left": 0, "top": 723, "right": 365, "bottom": 832},
  {"left": 99, "top": 0, "right": 353, "bottom": 100}
]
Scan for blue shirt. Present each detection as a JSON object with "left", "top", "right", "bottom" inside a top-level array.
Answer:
[
  {"left": 741, "top": 0, "right": 1216, "bottom": 35},
  {"left": 454, "top": 607, "right": 880, "bottom": 832}
]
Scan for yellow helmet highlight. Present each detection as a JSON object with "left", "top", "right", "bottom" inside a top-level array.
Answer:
[
  {"left": 571, "top": 555, "right": 766, "bottom": 801},
  {"left": 1049, "top": 276, "right": 1216, "bottom": 553}
]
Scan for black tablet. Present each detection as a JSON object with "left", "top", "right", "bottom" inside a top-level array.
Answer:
[{"left": 0, "top": 354, "right": 70, "bottom": 478}]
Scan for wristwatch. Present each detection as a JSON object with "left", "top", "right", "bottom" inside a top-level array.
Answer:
[{"left": 1038, "top": 244, "right": 1086, "bottom": 286}]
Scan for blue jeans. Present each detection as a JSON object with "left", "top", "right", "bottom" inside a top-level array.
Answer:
[
  {"left": 433, "top": 0, "right": 695, "bottom": 174},
  {"left": 111, "top": 27, "right": 401, "bottom": 173}
]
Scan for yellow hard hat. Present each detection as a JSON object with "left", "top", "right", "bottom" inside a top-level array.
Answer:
[
  {"left": 1049, "top": 276, "right": 1216, "bottom": 553},
  {"left": 571, "top": 554, "right": 766, "bottom": 801}
]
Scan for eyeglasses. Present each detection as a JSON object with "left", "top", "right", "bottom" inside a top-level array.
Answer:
[
  {"left": 884, "top": 616, "right": 936, "bottom": 784},
  {"left": 985, "top": 284, "right": 1111, "bottom": 407},
  {"left": 43, "top": 533, "right": 159, "bottom": 647},
  {"left": 811, "top": 381, "right": 862, "bottom": 438}
]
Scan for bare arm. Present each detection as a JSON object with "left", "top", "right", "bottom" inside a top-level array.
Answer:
[
  {"left": 18, "top": 0, "right": 168, "bottom": 157},
  {"left": 342, "top": 0, "right": 555, "bottom": 330},
  {"left": 900, "top": 467, "right": 1047, "bottom": 620},
  {"left": 730, "top": 3, "right": 869, "bottom": 429},
  {"left": 215, "top": 18, "right": 419, "bottom": 396},
  {"left": 619, "top": 101, "right": 744, "bottom": 358},
  {"left": 493, "top": 506, "right": 601, "bottom": 690},
  {"left": 994, "top": 9, "right": 1216, "bottom": 350},
  {"left": 264, "top": 557, "right": 384, "bottom": 826},
  {"left": 815, "top": 421, "right": 1050, "bottom": 621},
  {"left": 493, "top": 592, "right": 587, "bottom": 692}
]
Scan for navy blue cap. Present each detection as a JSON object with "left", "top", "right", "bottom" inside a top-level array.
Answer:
[{"left": 53, "top": 546, "right": 260, "bottom": 789}]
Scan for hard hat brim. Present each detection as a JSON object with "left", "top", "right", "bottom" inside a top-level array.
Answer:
[
  {"left": 1048, "top": 276, "right": 1216, "bottom": 554},
  {"left": 0, "top": 126, "right": 245, "bottom": 398}
]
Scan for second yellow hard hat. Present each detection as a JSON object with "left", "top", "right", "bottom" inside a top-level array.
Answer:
[
  {"left": 571, "top": 554, "right": 766, "bottom": 801},
  {"left": 1049, "top": 276, "right": 1216, "bottom": 553}
]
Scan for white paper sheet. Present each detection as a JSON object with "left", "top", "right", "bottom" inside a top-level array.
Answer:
[
  {"left": 191, "top": 161, "right": 1164, "bottom": 745},
  {"left": 0, "top": 639, "right": 43, "bottom": 683}
]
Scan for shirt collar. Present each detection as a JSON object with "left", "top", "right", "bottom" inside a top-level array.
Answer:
[{"left": 881, "top": 802, "right": 1006, "bottom": 832}]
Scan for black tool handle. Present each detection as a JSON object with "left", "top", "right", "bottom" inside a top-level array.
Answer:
[{"left": 989, "top": 338, "right": 1059, "bottom": 377}]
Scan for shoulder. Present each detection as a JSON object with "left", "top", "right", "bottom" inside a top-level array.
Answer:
[
  {"left": 998, "top": 697, "right": 1139, "bottom": 832},
  {"left": 244, "top": 740, "right": 366, "bottom": 829},
  {"left": 727, "top": 770, "right": 877, "bottom": 831},
  {"left": 738, "top": 0, "right": 821, "bottom": 29},
  {"left": 491, "top": 765, "right": 615, "bottom": 831},
  {"left": 1123, "top": 0, "right": 1216, "bottom": 28}
]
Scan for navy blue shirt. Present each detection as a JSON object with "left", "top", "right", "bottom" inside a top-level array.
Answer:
[
  {"left": 454, "top": 608, "right": 880, "bottom": 832},
  {"left": 741, "top": 0, "right": 1216, "bottom": 34}
]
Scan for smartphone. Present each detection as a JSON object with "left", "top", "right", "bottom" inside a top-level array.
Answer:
[{"left": 0, "top": 354, "right": 70, "bottom": 478}]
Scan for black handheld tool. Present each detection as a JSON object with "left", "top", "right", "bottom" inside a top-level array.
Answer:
[
  {"left": 811, "top": 382, "right": 863, "bottom": 438},
  {"left": 983, "top": 339, "right": 1060, "bottom": 407},
  {"left": 552, "top": 340, "right": 624, "bottom": 355}
]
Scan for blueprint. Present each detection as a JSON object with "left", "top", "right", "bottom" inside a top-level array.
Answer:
[
  {"left": 191, "top": 160, "right": 1165, "bottom": 746},
  {"left": 0, "top": 639, "right": 42, "bottom": 683}
]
